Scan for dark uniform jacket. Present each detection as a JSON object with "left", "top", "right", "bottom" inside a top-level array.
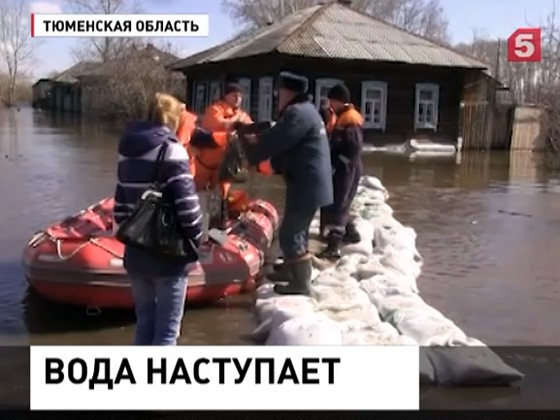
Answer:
[
  {"left": 246, "top": 93, "right": 333, "bottom": 210},
  {"left": 327, "top": 104, "right": 364, "bottom": 217}
]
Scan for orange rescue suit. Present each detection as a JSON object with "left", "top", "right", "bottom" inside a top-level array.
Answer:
[
  {"left": 196, "top": 100, "right": 272, "bottom": 197},
  {"left": 176, "top": 109, "right": 198, "bottom": 177}
]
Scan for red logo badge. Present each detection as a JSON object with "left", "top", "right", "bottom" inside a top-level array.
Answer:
[{"left": 507, "top": 28, "right": 541, "bottom": 62}]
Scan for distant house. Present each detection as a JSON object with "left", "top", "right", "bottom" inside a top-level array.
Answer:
[
  {"left": 168, "top": 0, "right": 499, "bottom": 148},
  {"left": 75, "top": 44, "right": 184, "bottom": 117},
  {"left": 33, "top": 61, "right": 100, "bottom": 113},
  {"left": 31, "top": 78, "right": 54, "bottom": 109}
]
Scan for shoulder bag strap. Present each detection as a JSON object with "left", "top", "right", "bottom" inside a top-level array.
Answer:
[{"left": 152, "top": 141, "right": 169, "bottom": 185}]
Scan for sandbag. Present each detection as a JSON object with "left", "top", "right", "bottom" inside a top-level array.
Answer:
[
  {"left": 359, "top": 274, "right": 417, "bottom": 298},
  {"left": 251, "top": 295, "right": 317, "bottom": 343},
  {"left": 253, "top": 283, "right": 279, "bottom": 323},
  {"left": 389, "top": 307, "right": 470, "bottom": 346},
  {"left": 340, "top": 322, "right": 414, "bottom": 345},
  {"left": 361, "top": 285, "right": 425, "bottom": 318},
  {"left": 254, "top": 283, "right": 316, "bottom": 322},
  {"left": 374, "top": 224, "right": 417, "bottom": 252},
  {"left": 359, "top": 204, "right": 394, "bottom": 221},
  {"left": 425, "top": 346, "right": 524, "bottom": 386},
  {"left": 420, "top": 348, "right": 436, "bottom": 385},
  {"left": 312, "top": 284, "right": 372, "bottom": 312},
  {"left": 378, "top": 246, "right": 422, "bottom": 286},
  {"left": 355, "top": 257, "right": 390, "bottom": 280},
  {"left": 360, "top": 176, "right": 388, "bottom": 195},
  {"left": 265, "top": 312, "right": 343, "bottom": 345},
  {"left": 312, "top": 268, "right": 358, "bottom": 289}
]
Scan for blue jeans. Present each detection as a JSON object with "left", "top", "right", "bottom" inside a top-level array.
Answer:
[{"left": 129, "top": 274, "right": 188, "bottom": 345}]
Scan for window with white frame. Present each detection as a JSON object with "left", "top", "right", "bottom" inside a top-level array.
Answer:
[
  {"left": 361, "top": 81, "right": 387, "bottom": 130},
  {"left": 209, "top": 81, "right": 221, "bottom": 103},
  {"left": 258, "top": 76, "right": 273, "bottom": 121},
  {"left": 415, "top": 83, "right": 439, "bottom": 130},
  {"left": 237, "top": 78, "right": 252, "bottom": 113},
  {"left": 193, "top": 82, "right": 206, "bottom": 114},
  {"left": 314, "top": 78, "right": 343, "bottom": 108}
]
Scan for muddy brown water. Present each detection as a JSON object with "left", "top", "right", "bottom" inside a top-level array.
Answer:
[{"left": 1, "top": 107, "right": 560, "bottom": 349}]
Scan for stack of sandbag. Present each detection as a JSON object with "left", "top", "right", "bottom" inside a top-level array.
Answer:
[{"left": 252, "top": 175, "right": 524, "bottom": 387}]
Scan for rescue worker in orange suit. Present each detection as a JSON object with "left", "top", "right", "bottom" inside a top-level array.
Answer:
[
  {"left": 176, "top": 107, "right": 198, "bottom": 177},
  {"left": 194, "top": 83, "right": 250, "bottom": 228},
  {"left": 197, "top": 83, "right": 273, "bottom": 227},
  {"left": 317, "top": 83, "right": 363, "bottom": 260}
]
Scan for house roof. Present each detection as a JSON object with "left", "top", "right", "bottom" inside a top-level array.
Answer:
[
  {"left": 32, "top": 78, "right": 53, "bottom": 86},
  {"left": 168, "top": 2, "right": 489, "bottom": 71},
  {"left": 76, "top": 44, "right": 179, "bottom": 78},
  {"left": 51, "top": 61, "right": 100, "bottom": 84}
]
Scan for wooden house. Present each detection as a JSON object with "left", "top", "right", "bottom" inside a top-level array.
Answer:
[{"left": 168, "top": 0, "right": 497, "bottom": 148}]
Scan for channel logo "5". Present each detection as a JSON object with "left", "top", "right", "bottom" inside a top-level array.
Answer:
[{"left": 507, "top": 28, "right": 542, "bottom": 62}]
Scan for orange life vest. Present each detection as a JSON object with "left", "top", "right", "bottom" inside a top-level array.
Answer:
[{"left": 176, "top": 109, "right": 198, "bottom": 176}]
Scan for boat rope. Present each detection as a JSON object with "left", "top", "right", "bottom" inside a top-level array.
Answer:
[{"left": 28, "top": 230, "right": 124, "bottom": 261}]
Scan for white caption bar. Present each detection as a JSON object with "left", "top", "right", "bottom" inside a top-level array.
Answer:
[
  {"left": 30, "top": 345, "right": 420, "bottom": 410},
  {"left": 31, "top": 14, "right": 209, "bottom": 37}
]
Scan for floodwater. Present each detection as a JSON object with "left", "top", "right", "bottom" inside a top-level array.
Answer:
[{"left": 1, "top": 107, "right": 560, "bottom": 348}]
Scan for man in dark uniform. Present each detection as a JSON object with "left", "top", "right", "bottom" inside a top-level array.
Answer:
[
  {"left": 244, "top": 71, "right": 333, "bottom": 295},
  {"left": 317, "top": 83, "right": 364, "bottom": 259}
]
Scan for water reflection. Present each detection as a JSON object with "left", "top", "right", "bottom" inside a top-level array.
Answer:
[{"left": 1, "top": 107, "right": 560, "bottom": 347}]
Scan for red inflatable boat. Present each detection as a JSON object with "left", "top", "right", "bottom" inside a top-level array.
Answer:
[{"left": 22, "top": 196, "right": 279, "bottom": 309}]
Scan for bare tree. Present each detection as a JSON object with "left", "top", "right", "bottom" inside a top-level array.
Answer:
[
  {"left": 66, "top": 0, "right": 144, "bottom": 63},
  {"left": 222, "top": 0, "right": 450, "bottom": 42},
  {"left": 0, "top": 0, "right": 41, "bottom": 106},
  {"left": 84, "top": 42, "right": 185, "bottom": 120}
]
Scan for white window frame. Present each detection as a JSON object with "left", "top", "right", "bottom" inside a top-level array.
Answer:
[
  {"left": 361, "top": 81, "right": 388, "bottom": 131},
  {"left": 258, "top": 76, "right": 273, "bottom": 121},
  {"left": 314, "top": 78, "right": 343, "bottom": 108},
  {"left": 209, "top": 80, "right": 221, "bottom": 103},
  {"left": 237, "top": 78, "right": 252, "bottom": 113},
  {"left": 414, "top": 83, "right": 439, "bottom": 131},
  {"left": 193, "top": 81, "right": 206, "bottom": 115}
]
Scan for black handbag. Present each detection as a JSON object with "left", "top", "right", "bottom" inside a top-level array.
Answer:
[
  {"left": 115, "top": 142, "right": 200, "bottom": 263},
  {"left": 217, "top": 132, "right": 248, "bottom": 183}
]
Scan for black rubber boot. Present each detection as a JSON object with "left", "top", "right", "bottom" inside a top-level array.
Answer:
[
  {"left": 272, "top": 257, "right": 284, "bottom": 272},
  {"left": 318, "top": 211, "right": 328, "bottom": 242},
  {"left": 342, "top": 221, "right": 361, "bottom": 243},
  {"left": 267, "top": 262, "right": 293, "bottom": 283},
  {"left": 219, "top": 198, "right": 229, "bottom": 230},
  {"left": 274, "top": 257, "right": 312, "bottom": 295},
  {"left": 316, "top": 235, "right": 342, "bottom": 260}
]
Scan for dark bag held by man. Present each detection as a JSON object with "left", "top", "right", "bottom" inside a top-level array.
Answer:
[{"left": 115, "top": 142, "right": 199, "bottom": 263}]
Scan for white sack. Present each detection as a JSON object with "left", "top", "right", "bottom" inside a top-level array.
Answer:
[
  {"left": 360, "top": 176, "right": 388, "bottom": 194},
  {"left": 251, "top": 295, "right": 317, "bottom": 343},
  {"left": 425, "top": 346, "right": 524, "bottom": 386},
  {"left": 355, "top": 257, "right": 391, "bottom": 280},
  {"left": 359, "top": 274, "right": 418, "bottom": 298},
  {"left": 340, "top": 322, "right": 415, "bottom": 345},
  {"left": 378, "top": 246, "right": 422, "bottom": 287},
  {"left": 311, "top": 284, "right": 382, "bottom": 326},
  {"left": 254, "top": 283, "right": 279, "bottom": 323},
  {"left": 265, "top": 312, "right": 343, "bottom": 345},
  {"left": 374, "top": 224, "right": 418, "bottom": 253},
  {"left": 312, "top": 284, "right": 372, "bottom": 312},
  {"left": 389, "top": 308, "right": 470, "bottom": 346},
  {"left": 362, "top": 288, "right": 426, "bottom": 319},
  {"left": 312, "top": 268, "right": 358, "bottom": 289}
]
